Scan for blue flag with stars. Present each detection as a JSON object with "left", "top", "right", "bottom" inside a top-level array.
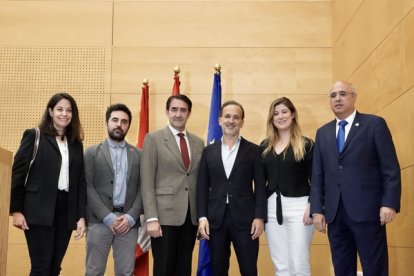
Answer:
[
  {"left": 207, "top": 72, "right": 223, "bottom": 144},
  {"left": 197, "top": 72, "right": 222, "bottom": 276}
]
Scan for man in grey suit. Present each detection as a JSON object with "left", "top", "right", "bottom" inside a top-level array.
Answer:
[
  {"left": 85, "top": 103, "right": 142, "bottom": 276},
  {"left": 141, "top": 94, "right": 204, "bottom": 276}
]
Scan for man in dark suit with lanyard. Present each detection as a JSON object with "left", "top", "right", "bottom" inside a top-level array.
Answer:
[
  {"left": 197, "top": 100, "right": 267, "bottom": 276},
  {"left": 310, "top": 81, "right": 401, "bottom": 276}
]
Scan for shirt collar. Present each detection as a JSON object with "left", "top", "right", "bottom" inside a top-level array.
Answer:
[
  {"left": 221, "top": 136, "right": 241, "bottom": 148},
  {"left": 107, "top": 138, "right": 126, "bottom": 148},
  {"left": 336, "top": 110, "right": 356, "bottom": 125},
  {"left": 168, "top": 124, "right": 187, "bottom": 137}
]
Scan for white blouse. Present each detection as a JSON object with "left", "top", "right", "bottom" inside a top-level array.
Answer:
[{"left": 56, "top": 137, "right": 69, "bottom": 191}]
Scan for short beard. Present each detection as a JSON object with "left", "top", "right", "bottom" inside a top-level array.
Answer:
[{"left": 108, "top": 129, "right": 126, "bottom": 142}]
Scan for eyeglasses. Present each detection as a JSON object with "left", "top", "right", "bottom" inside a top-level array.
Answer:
[{"left": 329, "top": 91, "right": 355, "bottom": 99}]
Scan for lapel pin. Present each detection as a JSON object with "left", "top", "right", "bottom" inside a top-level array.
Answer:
[{"left": 355, "top": 123, "right": 359, "bottom": 126}]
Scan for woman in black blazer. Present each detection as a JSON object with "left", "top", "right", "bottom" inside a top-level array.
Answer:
[{"left": 10, "top": 92, "right": 87, "bottom": 276}]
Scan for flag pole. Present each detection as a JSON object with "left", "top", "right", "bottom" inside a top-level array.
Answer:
[
  {"left": 135, "top": 77, "right": 151, "bottom": 276},
  {"left": 197, "top": 64, "right": 223, "bottom": 276}
]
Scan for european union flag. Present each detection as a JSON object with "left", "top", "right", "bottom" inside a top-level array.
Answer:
[
  {"left": 207, "top": 72, "right": 223, "bottom": 144},
  {"left": 197, "top": 71, "right": 222, "bottom": 276}
]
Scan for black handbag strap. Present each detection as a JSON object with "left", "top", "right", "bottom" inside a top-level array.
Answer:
[{"left": 24, "top": 127, "right": 40, "bottom": 187}]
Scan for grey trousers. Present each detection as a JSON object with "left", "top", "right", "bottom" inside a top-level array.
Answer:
[{"left": 85, "top": 223, "right": 138, "bottom": 276}]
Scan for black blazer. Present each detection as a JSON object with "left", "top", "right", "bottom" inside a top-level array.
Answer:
[
  {"left": 196, "top": 137, "right": 267, "bottom": 230},
  {"left": 10, "top": 128, "right": 87, "bottom": 230}
]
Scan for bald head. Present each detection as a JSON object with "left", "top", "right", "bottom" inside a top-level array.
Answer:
[{"left": 329, "top": 80, "right": 357, "bottom": 120}]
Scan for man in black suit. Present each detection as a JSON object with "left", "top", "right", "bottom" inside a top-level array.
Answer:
[
  {"left": 310, "top": 81, "right": 401, "bottom": 276},
  {"left": 197, "top": 100, "right": 267, "bottom": 276}
]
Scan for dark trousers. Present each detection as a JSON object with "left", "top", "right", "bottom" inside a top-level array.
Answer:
[
  {"left": 24, "top": 190, "right": 72, "bottom": 276},
  {"left": 328, "top": 198, "right": 388, "bottom": 276},
  {"left": 151, "top": 209, "right": 197, "bottom": 276},
  {"left": 209, "top": 206, "right": 259, "bottom": 276}
]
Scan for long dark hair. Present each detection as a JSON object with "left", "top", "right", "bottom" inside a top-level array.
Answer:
[{"left": 39, "top": 92, "right": 84, "bottom": 143}]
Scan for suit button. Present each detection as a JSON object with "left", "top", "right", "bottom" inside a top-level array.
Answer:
[
  {"left": 338, "top": 166, "right": 343, "bottom": 170},
  {"left": 228, "top": 181, "right": 231, "bottom": 185},
  {"left": 187, "top": 173, "right": 189, "bottom": 176},
  {"left": 110, "top": 180, "right": 114, "bottom": 184},
  {"left": 108, "top": 197, "right": 112, "bottom": 200},
  {"left": 185, "top": 187, "right": 188, "bottom": 191}
]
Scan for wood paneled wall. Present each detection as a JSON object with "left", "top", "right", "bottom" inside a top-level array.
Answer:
[
  {"left": 332, "top": 0, "right": 414, "bottom": 275},
  {"left": 0, "top": 148, "right": 13, "bottom": 276}
]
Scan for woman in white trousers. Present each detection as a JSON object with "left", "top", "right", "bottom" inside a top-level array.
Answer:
[{"left": 261, "top": 97, "right": 314, "bottom": 276}]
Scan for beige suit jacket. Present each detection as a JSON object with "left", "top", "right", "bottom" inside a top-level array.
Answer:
[{"left": 141, "top": 126, "right": 204, "bottom": 226}]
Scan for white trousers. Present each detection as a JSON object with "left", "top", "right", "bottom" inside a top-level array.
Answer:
[{"left": 265, "top": 193, "right": 314, "bottom": 276}]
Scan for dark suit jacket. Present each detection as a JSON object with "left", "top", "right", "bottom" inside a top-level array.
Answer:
[
  {"left": 84, "top": 140, "right": 142, "bottom": 228},
  {"left": 196, "top": 137, "right": 267, "bottom": 230},
  {"left": 10, "top": 128, "right": 87, "bottom": 230},
  {"left": 310, "top": 112, "right": 401, "bottom": 223}
]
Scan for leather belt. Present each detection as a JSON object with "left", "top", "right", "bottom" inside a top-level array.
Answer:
[{"left": 113, "top": 207, "right": 124, "bottom": 213}]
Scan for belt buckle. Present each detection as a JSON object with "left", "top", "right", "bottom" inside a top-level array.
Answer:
[{"left": 113, "top": 207, "right": 124, "bottom": 213}]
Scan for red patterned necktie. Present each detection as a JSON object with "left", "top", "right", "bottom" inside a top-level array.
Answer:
[{"left": 178, "top": 133, "right": 190, "bottom": 170}]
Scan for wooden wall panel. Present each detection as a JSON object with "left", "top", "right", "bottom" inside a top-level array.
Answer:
[
  {"left": 349, "top": 25, "right": 406, "bottom": 114},
  {"left": 333, "top": 0, "right": 403, "bottom": 79},
  {"left": 310, "top": 244, "right": 334, "bottom": 275},
  {"left": 0, "top": 1, "right": 113, "bottom": 46},
  {"left": 403, "top": 0, "right": 414, "bottom": 16},
  {"left": 332, "top": 0, "right": 363, "bottom": 43},
  {"left": 0, "top": 46, "right": 112, "bottom": 152},
  {"left": 0, "top": 148, "right": 13, "bottom": 276},
  {"left": 113, "top": 2, "right": 331, "bottom": 47},
  {"left": 111, "top": 48, "right": 332, "bottom": 96},
  {"left": 389, "top": 246, "right": 414, "bottom": 276},
  {"left": 114, "top": 0, "right": 331, "bottom": 2},
  {"left": 387, "top": 166, "right": 414, "bottom": 248},
  {"left": 378, "top": 87, "right": 414, "bottom": 169},
  {"left": 404, "top": 8, "right": 414, "bottom": 89}
]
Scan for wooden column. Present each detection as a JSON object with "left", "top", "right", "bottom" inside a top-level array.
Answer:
[{"left": 0, "top": 147, "right": 13, "bottom": 276}]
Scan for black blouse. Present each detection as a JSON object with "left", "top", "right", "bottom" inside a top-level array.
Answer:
[{"left": 261, "top": 137, "right": 313, "bottom": 198}]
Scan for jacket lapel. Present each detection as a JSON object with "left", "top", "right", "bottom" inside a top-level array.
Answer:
[
  {"left": 164, "top": 127, "right": 186, "bottom": 170},
  {"left": 212, "top": 141, "right": 227, "bottom": 179},
  {"left": 187, "top": 132, "right": 197, "bottom": 172},
  {"left": 229, "top": 137, "right": 248, "bottom": 179},
  {"left": 45, "top": 134, "right": 60, "bottom": 154},
  {"left": 126, "top": 144, "right": 135, "bottom": 184},
  {"left": 342, "top": 112, "right": 362, "bottom": 154},
  {"left": 325, "top": 120, "right": 339, "bottom": 158},
  {"left": 100, "top": 140, "right": 114, "bottom": 174}
]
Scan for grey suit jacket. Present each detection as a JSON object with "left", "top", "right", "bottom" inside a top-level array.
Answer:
[
  {"left": 141, "top": 126, "right": 204, "bottom": 226},
  {"left": 85, "top": 140, "right": 142, "bottom": 227}
]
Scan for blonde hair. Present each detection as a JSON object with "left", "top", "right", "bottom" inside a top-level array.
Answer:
[{"left": 263, "top": 97, "right": 310, "bottom": 161}]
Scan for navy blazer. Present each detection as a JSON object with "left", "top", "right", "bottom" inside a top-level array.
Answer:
[
  {"left": 310, "top": 112, "right": 401, "bottom": 223},
  {"left": 196, "top": 137, "right": 267, "bottom": 230},
  {"left": 10, "top": 128, "right": 87, "bottom": 230}
]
